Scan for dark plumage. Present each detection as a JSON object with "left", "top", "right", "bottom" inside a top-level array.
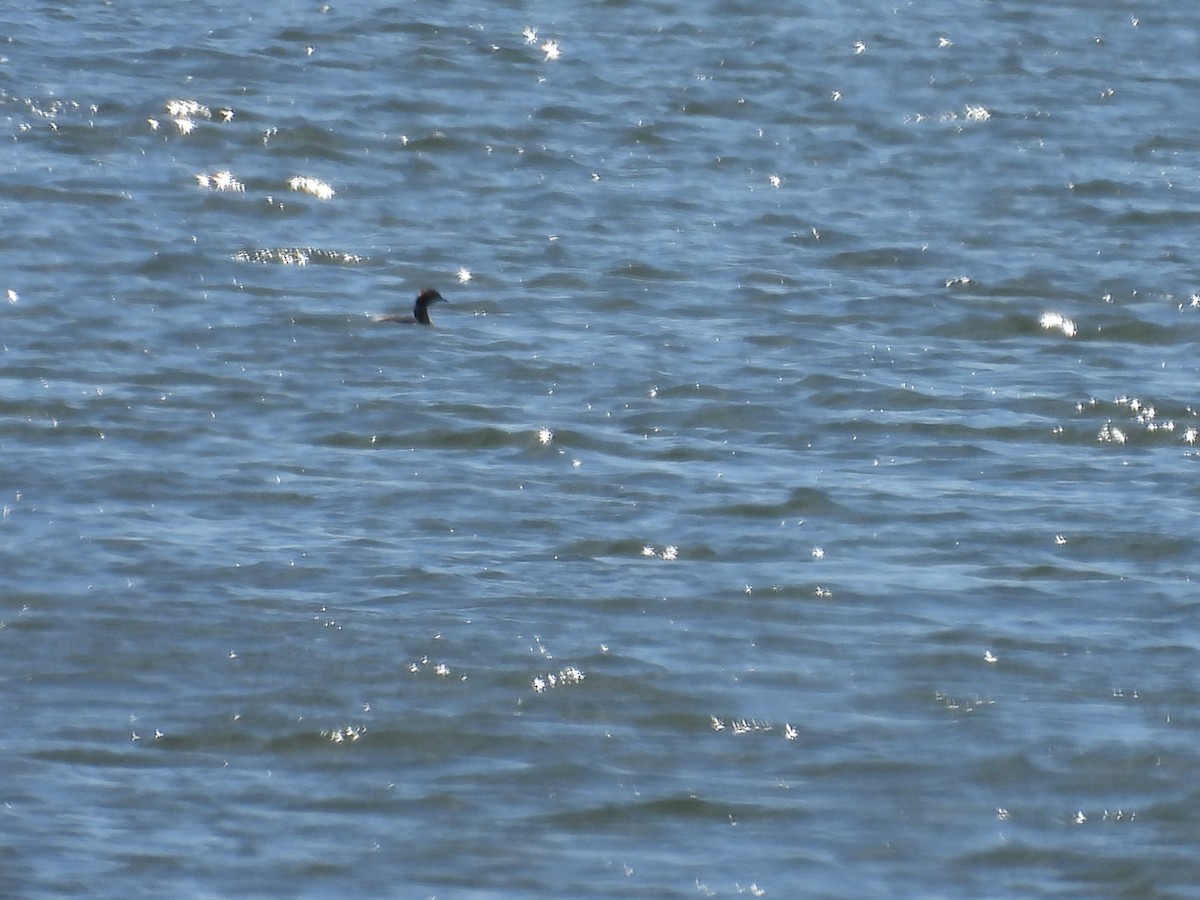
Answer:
[{"left": 372, "top": 288, "right": 447, "bottom": 325}]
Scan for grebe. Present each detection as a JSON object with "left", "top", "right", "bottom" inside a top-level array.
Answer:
[{"left": 372, "top": 288, "right": 446, "bottom": 325}]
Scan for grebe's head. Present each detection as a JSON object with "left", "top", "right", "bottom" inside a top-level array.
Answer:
[{"left": 415, "top": 288, "right": 446, "bottom": 308}]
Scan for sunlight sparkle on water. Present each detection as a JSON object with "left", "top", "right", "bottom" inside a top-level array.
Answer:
[
  {"left": 232, "top": 247, "right": 363, "bottom": 265},
  {"left": 639, "top": 544, "right": 679, "bottom": 560},
  {"left": 195, "top": 170, "right": 245, "bottom": 192},
  {"left": 165, "top": 98, "right": 210, "bottom": 119},
  {"left": 1040, "top": 311, "right": 1077, "bottom": 337},
  {"left": 532, "top": 667, "right": 585, "bottom": 693},
  {"left": 323, "top": 725, "right": 366, "bottom": 743},
  {"left": 710, "top": 717, "right": 775, "bottom": 736},
  {"left": 289, "top": 176, "right": 335, "bottom": 200}
]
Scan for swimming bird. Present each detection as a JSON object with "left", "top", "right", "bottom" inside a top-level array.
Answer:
[{"left": 372, "top": 288, "right": 446, "bottom": 325}]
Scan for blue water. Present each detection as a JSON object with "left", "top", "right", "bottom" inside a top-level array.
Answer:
[{"left": 3, "top": 2, "right": 1200, "bottom": 897}]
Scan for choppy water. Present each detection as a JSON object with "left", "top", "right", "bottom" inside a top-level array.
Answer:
[{"left": 3, "top": 2, "right": 1200, "bottom": 897}]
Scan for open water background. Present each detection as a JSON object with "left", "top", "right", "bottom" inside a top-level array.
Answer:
[{"left": 3, "top": 2, "right": 1200, "bottom": 897}]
